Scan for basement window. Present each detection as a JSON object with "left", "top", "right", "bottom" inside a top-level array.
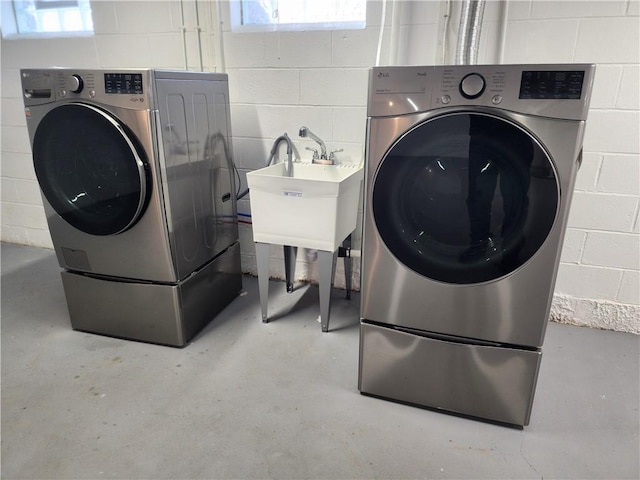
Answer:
[
  {"left": 231, "top": 0, "right": 366, "bottom": 32},
  {"left": 2, "top": 0, "right": 93, "bottom": 38}
]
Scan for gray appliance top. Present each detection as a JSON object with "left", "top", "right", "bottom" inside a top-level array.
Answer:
[
  {"left": 20, "top": 68, "right": 228, "bottom": 109},
  {"left": 368, "top": 64, "right": 595, "bottom": 121}
]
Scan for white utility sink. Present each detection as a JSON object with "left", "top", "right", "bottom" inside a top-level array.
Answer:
[{"left": 247, "top": 162, "right": 363, "bottom": 252}]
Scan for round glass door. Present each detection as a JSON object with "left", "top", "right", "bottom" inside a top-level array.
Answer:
[
  {"left": 33, "top": 103, "right": 149, "bottom": 236},
  {"left": 373, "top": 112, "right": 559, "bottom": 284}
]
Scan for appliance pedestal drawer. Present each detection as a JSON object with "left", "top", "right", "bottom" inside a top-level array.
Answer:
[
  {"left": 358, "top": 321, "right": 542, "bottom": 426},
  {"left": 61, "top": 242, "right": 242, "bottom": 347}
]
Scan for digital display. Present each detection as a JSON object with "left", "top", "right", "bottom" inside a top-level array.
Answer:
[
  {"left": 104, "top": 73, "right": 143, "bottom": 95},
  {"left": 519, "top": 71, "right": 584, "bottom": 100}
]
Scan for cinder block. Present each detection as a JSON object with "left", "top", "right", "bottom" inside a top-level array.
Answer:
[
  {"left": 1, "top": 97, "right": 27, "bottom": 128},
  {"left": 114, "top": 1, "right": 175, "bottom": 34},
  {"left": 0, "top": 152, "right": 36, "bottom": 180},
  {"left": 300, "top": 69, "right": 368, "bottom": 106},
  {"left": 568, "top": 192, "right": 637, "bottom": 232},
  {"left": 223, "top": 32, "right": 266, "bottom": 68},
  {"left": 503, "top": 19, "right": 578, "bottom": 63},
  {"left": 95, "top": 35, "right": 150, "bottom": 68},
  {"left": 399, "top": 1, "right": 442, "bottom": 25},
  {"left": 14, "top": 179, "right": 41, "bottom": 205},
  {"left": 555, "top": 263, "right": 622, "bottom": 300},
  {"left": 507, "top": 1, "right": 533, "bottom": 20},
  {"left": 1, "top": 178, "right": 18, "bottom": 203},
  {"left": 1, "top": 126, "right": 31, "bottom": 154},
  {"left": 148, "top": 34, "right": 187, "bottom": 69},
  {"left": 332, "top": 107, "right": 367, "bottom": 143},
  {"left": 26, "top": 228, "right": 54, "bottom": 249},
  {"left": 234, "top": 137, "right": 272, "bottom": 170},
  {"left": 574, "top": 18, "right": 640, "bottom": 63},
  {"left": 240, "top": 254, "right": 257, "bottom": 276},
  {"left": 1, "top": 203, "right": 48, "bottom": 230},
  {"left": 90, "top": 1, "right": 118, "bottom": 35},
  {"left": 618, "top": 270, "right": 640, "bottom": 304},
  {"left": 0, "top": 225, "right": 29, "bottom": 246},
  {"left": 531, "top": 1, "right": 627, "bottom": 18},
  {"left": 332, "top": 28, "right": 379, "bottom": 68},
  {"left": 265, "top": 31, "right": 332, "bottom": 68},
  {"left": 616, "top": 66, "right": 640, "bottom": 110},
  {"left": 574, "top": 152, "right": 601, "bottom": 192},
  {"left": 2, "top": 68, "right": 23, "bottom": 98},
  {"left": 583, "top": 110, "right": 640, "bottom": 155},
  {"left": 235, "top": 69, "right": 301, "bottom": 105},
  {"left": 560, "top": 228, "right": 586, "bottom": 264},
  {"left": 1, "top": 37, "right": 96, "bottom": 69},
  {"left": 597, "top": 154, "right": 640, "bottom": 195},
  {"left": 238, "top": 223, "right": 255, "bottom": 257},
  {"left": 582, "top": 232, "right": 640, "bottom": 270},
  {"left": 589, "top": 65, "right": 622, "bottom": 109},
  {"left": 399, "top": 23, "right": 439, "bottom": 65},
  {"left": 244, "top": 105, "right": 332, "bottom": 140}
]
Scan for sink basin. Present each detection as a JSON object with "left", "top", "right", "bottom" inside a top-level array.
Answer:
[{"left": 247, "top": 162, "right": 363, "bottom": 251}]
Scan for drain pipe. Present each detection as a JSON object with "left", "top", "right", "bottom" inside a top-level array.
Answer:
[
  {"left": 194, "top": 0, "right": 205, "bottom": 71},
  {"left": 388, "top": 0, "right": 402, "bottom": 65},
  {"left": 179, "top": 0, "right": 189, "bottom": 69},
  {"left": 213, "top": 0, "right": 226, "bottom": 72},
  {"left": 455, "top": 0, "right": 486, "bottom": 65},
  {"left": 496, "top": 0, "right": 510, "bottom": 64}
]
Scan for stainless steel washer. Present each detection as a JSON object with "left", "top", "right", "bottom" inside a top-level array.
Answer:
[
  {"left": 359, "top": 64, "right": 595, "bottom": 425},
  {"left": 21, "top": 68, "right": 242, "bottom": 346}
]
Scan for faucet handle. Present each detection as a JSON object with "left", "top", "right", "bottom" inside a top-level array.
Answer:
[
  {"left": 305, "top": 146, "right": 319, "bottom": 160},
  {"left": 329, "top": 148, "right": 344, "bottom": 162}
]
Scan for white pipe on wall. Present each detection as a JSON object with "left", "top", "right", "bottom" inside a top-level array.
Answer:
[
  {"left": 213, "top": 0, "right": 226, "bottom": 72},
  {"left": 375, "top": 0, "right": 388, "bottom": 66},
  {"left": 388, "top": 0, "right": 402, "bottom": 65},
  {"left": 179, "top": 0, "right": 189, "bottom": 69},
  {"left": 496, "top": 0, "right": 510, "bottom": 64},
  {"left": 194, "top": 0, "right": 205, "bottom": 71}
]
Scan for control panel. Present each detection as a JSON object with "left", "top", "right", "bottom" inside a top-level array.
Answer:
[
  {"left": 369, "top": 64, "right": 595, "bottom": 121},
  {"left": 104, "top": 73, "right": 144, "bottom": 95},
  {"left": 21, "top": 69, "right": 153, "bottom": 109}
]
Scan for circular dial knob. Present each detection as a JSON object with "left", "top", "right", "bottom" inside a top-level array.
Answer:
[
  {"left": 67, "top": 74, "right": 84, "bottom": 93},
  {"left": 459, "top": 73, "right": 486, "bottom": 99}
]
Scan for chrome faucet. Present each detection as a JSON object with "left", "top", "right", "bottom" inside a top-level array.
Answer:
[
  {"left": 299, "top": 126, "right": 329, "bottom": 163},
  {"left": 267, "top": 133, "right": 294, "bottom": 177}
]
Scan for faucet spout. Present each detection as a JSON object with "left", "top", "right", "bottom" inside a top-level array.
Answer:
[
  {"left": 268, "top": 133, "right": 294, "bottom": 177},
  {"left": 298, "top": 126, "right": 327, "bottom": 161}
]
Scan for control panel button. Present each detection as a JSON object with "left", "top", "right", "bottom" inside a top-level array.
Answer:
[
  {"left": 67, "top": 74, "right": 84, "bottom": 93},
  {"left": 492, "top": 95, "right": 503, "bottom": 104},
  {"left": 441, "top": 95, "right": 451, "bottom": 104},
  {"left": 459, "top": 73, "right": 486, "bottom": 99}
]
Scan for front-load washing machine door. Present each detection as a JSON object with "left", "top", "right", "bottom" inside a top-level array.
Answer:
[
  {"left": 373, "top": 112, "right": 559, "bottom": 284},
  {"left": 32, "top": 103, "right": 149, "bottom": 236}
]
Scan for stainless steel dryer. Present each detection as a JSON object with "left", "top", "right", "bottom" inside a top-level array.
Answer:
[
  {"left": 21, "top": 68, "right": 242, "bottom": 347},
  {"left": 359, "top": 64, "right": 595, "bottom": 425}
]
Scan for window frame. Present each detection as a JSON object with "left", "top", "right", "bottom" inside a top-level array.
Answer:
[
  {"left": 1, "top": 0, "right": 94, "bottom": 39},
  {"left": 229, "top": 0, "right": 366, "bottom": 33}
]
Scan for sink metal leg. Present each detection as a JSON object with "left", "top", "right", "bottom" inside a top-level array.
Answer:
[
  {"left": 255, "top": 242, "right": 271, "bottom": 323},
  {"left": 317, "top": 249, "right": 337, "bottom": 333},
  {"left": 342, "top": 234, "right": 352, "bottom": 300},
  {"left": 283, "top": 245, "right": 297, "bottom": 293}
]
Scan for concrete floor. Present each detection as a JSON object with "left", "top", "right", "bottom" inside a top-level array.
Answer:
[{"left": 1, "top": 242, "right": 638, "bottom": 480}]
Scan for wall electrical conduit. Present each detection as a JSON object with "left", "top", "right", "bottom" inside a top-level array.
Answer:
[{"left": 455, "top": 0, "right": 486, "bottom": 65}]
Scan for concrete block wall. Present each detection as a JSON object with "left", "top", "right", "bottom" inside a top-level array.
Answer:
[
  {"left": 495, "top": 0, "right": 639, "bottom": 332},
  {"left": 1, "top": 0, "right": 638, "bottom": 333}
]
